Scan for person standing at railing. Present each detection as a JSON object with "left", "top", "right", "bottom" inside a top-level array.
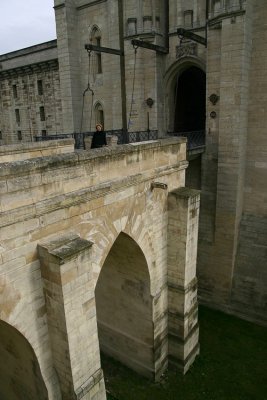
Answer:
[{"left": 91, "top": 123, "right": 107, "bottom": 149}]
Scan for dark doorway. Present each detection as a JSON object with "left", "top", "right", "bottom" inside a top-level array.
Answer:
[
  {"left": 174, "top": 66, "right": 206, "bottom": 132},
  {"left": 0, "top": 320, "right": 48, "bottom": 400}
]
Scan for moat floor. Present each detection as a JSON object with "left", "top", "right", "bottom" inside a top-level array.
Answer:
[{"left": 103, "top": 306, "right": 267, "bottom": 400}]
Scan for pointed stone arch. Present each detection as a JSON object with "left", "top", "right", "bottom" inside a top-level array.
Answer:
[
  {"left": 95, "top": 232, "right": 155, "bottom": 378},
  {"left": 0, "top": 319, "right": 48, "bottom": 400},
  {"left": 94, "top": 100, "right": 105, "bottom": 128},
  {"left": 164, "top": 57, "right": 206, "bottom": 133}
]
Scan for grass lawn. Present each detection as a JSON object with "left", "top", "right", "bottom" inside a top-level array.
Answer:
[{"left": 103, "top": 306, "right": 267, "bottom": 400}]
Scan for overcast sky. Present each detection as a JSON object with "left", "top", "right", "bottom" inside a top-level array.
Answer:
[{"left": 0, "top": 0, "right": 56, "bottom": 55}]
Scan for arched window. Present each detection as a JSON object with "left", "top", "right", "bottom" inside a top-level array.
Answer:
[
  {"left": 94, "top": 102, "right": 104, "bottom": 127},
  {"left": 90, "top": 27, "right": 102, "bottom": 75}
]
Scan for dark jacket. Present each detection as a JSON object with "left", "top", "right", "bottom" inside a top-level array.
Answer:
[{"left": 91, "top": 130, "right": 107, "bottom": 149}]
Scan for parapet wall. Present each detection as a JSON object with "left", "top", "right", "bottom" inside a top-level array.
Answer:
[{"left": 0, "top": 139, "right": 74, "bottom": 163}]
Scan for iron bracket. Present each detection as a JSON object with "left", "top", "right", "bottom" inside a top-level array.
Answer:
[
  {"left": 177, "top": 28, "right": 207, "bottom": 47},
  {"left": 131, "top": 39, "right": 168, "bottom": 54}
]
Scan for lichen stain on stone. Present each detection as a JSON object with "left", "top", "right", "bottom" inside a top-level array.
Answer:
[{"left": 0, "top": 276, "right": 21, "bottom": 319}]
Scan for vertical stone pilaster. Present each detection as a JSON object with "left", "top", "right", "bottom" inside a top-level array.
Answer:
[
  {"left": 214, "top": 8, "right": 253, "bottom": 292},
  {"left": 38, "top": 233, "right": 106, "bottom": 400},
  {"left": 167, "top": 188, "right": 200, "bottom": 373},
  {"left": 54, "top": 0, "right": 82, "bottom": 134}
]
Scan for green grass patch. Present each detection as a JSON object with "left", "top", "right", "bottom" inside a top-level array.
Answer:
[{"left": 103, "top": 306, "right": 267, "bottom": 400}]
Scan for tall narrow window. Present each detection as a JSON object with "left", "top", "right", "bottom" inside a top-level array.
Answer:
[
  {"left": 40, "top": 106, "right": 45, "bottom": 121},
  {"left": 91, "top": 27, "right": 102, "bottom": 75},
  {"left": 42, "top": 129, "right": 47, "bottom": 137},
  {"left": 15, "top": 109, "right": 20, "bottom": 124},
  {"left": 96, "top": 38, "right": 102, "bottom": 74},
  {"left": 13, "top": 84, "right": 18, "bottom": 99},
  {"left": 0, "top": 131, "right": 2, "bottom": 140},
  {"left": 17, "top": 130, "right": 22, "bottom": 140},
  {"left": 37, "top": 80, "right": 43, "bottom": 95}
]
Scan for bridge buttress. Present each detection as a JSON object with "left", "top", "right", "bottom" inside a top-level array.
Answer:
[
  {"left": 38, "top": 233, "right": 106, "bottom": 400},
  {"left": 167, "top": 187, "right": 200, "bottom": 373}
]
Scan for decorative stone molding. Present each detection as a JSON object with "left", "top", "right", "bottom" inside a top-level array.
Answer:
[{"left": 176, "top": 43, "right": 198, "bottom": 59}]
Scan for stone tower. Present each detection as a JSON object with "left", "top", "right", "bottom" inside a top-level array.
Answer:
[{"left": 54, "top": 0, "right": 266, "bottom": 326}]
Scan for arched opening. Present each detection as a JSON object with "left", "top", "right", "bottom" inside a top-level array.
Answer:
[
  {"left": 174, "top": 66, "right": 206, "bottom": 133},
  {"left": 172, "top": 66, "right": 206, "bottom": 189},
  {"left": 95, "top": 232, "right": 154, "bottom": 378},
  {"left": 0, "top": 320, "right": 48, "bottom": 400},
  {"left": 94, "top": 102, "right": 104, "bottom": 128}
]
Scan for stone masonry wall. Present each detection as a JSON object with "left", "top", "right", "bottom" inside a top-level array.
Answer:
[
  {"left": 0, "top": 138, "right": 195, "bottom": 398},
  {"left": 231, "top": 0, "right": 267, "bottom": 325},
  {"left": 0, "top": 41, "right": 63, "bottom": 144},
  {"left": 198, "top": 2, "right": 252, "bottom": 307}
]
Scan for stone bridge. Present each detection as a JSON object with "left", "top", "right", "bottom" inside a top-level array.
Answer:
[{"left": 0, "top": 139, "right": 200, "bottom": 400}]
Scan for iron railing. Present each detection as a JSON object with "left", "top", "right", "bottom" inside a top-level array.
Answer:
[
  {"left": 34, "top": 130, "right": 158, "bottom": 149},
  {"left": 167, "top": 130, "right": 205, "bottom": 150},
  {"left": 82, "top": 129, "right": 158, "bottom": 145},
  {"left": 34, "top": 130, "right": 205, "bottom": 150}
]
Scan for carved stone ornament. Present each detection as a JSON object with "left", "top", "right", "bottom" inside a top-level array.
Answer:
[
  {"left": 176, "top": 43, "right": 197, "bottom": 59},
  {"left": 209, "top": 93, "right": 219, "bottom": 105}
]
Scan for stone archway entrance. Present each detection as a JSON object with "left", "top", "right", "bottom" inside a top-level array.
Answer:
[
  {"left": 172, "top": 65, "right": 206, "bottom": 190},
  {"left": 95, "top": 232, "right": 153, "bottom": 378},
  {"left": 0, "top": 320, "right": 48, "bottom": 400},
  {"left": 174, "top": 66, "right": 206, "bottom": 133}
]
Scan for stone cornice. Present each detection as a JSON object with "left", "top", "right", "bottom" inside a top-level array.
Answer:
[
  {"left": 0, "top": 161, "right": 187, "bottom": 229},
  {"left": 0, "top": 138, "right": 186, "bottom": 177},
  {"left": 54, "top": 3, "right": 65, "bottom": 10},
  {"left": 76, "top": 0, "right": 107, "bottom": 11},
  {"left": 0, "top": 59, "right": 59, "bottom": 80},
  {"left": 0, "top": 40, "right": 57, "bottom": 62},
  {"left": 208, "top": 9, "right": 246, "bottom": 27}
]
